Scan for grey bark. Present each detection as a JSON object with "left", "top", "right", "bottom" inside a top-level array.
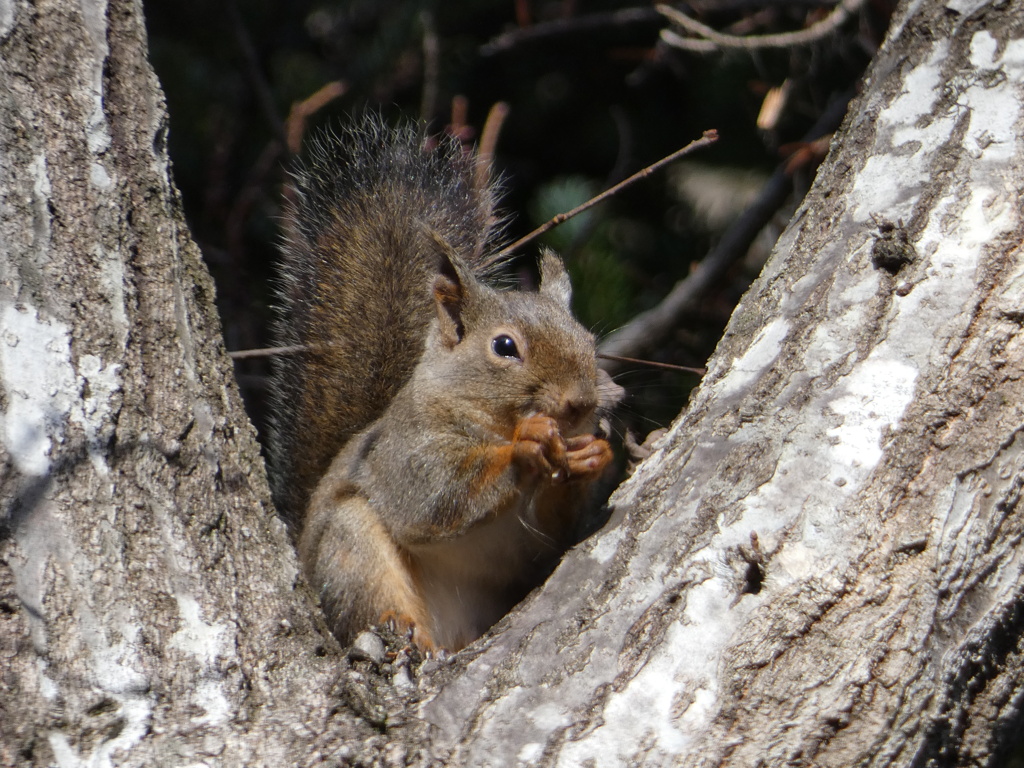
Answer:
[
  {"left": 3, "top": 0, "right": 1024, "bottom": 767},
  {"left": 0, "top": 0, "right": 355, "bottom": 765},
  {"left": 418, "top": 1, "right": 1024, "bottom": 766}
]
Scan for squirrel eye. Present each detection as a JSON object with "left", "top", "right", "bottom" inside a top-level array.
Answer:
[{"left": 491, "top": 334, "right": 521, "bottom": 360}]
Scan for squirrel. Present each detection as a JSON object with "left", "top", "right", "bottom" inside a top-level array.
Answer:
[{"left": 269, "top": 117, "right": 620, "bottom": 651}]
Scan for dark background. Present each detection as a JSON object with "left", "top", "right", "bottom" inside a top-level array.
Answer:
[{"left": 143, "top": 0, "right": 891, "bottom": 446}]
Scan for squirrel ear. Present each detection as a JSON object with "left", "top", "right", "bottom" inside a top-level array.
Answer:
[
  {"left": 427, "top": 230, "right": 477, "bottom": 349},
  {"left": 538, "top": 249, "right": 573, "bottom": 308}
]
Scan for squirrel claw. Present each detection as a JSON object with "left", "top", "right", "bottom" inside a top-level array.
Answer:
[
  {"left": 564, "top": 435, "right": 613, "bottom": 480},
  {"left": 513, "top": 414, "right": 612, "bottom": 482},
  {"left": 514, "top": 414, "right": 569, "bottom": 478},
  {"left": 380, "top": 610, "right": 437, "bottom": 654}
]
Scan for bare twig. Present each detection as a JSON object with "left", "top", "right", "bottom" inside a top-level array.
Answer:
[
  {"left": 285, "top": 81, "right": 348, "bottom": 155},
  {"left": 598, "top": 353, "right": 706, "bottom": 375},
  {"left": 482, "top": 7, "right": 663, "bottom": 56},
  {"left": 229, "top": 345, "right": 308, "bottom": 361},
  {"left": 756, "top": 80, "right": 791, "bottom": 131},
  {"left": 657, "top": 0, "right": 865, "bottom": 52},
  {"left": 476, "top": 102, "right": 511, "bottom": 189},
  {"left": 448, "top": 95, "right": 472, "bottom": 144},
  {"left": 563, "top": 106, "right": 634, "bottom": 257},
  {"left": 229, "top": 345, "right": 704, "bottom": 377},
  {"left": 597, "top": 92, "right": 853, "bottom": 375},
  {"left": 688, "top": 0, "right": 844, "bottom": 11},
  {"left": 659, "top": 32, "right": 717, "bottom": 53},
  {"left": 486, "top": 130, "right": 719, "bottom": 266}
]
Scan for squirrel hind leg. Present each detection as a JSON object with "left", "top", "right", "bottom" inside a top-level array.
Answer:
[{"left": 300, "top": 488, "right": 435, "bottom": 650}]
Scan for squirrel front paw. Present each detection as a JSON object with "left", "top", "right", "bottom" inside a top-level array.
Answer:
[
  {"left": 512, "top": 414, "right": 612, "bottom": 483},
  {"left": 563, "top": 433, "right": 614, "bottom": 480},
  {"left": 512, "top": 414, "right": 569, "bottom": 481}
]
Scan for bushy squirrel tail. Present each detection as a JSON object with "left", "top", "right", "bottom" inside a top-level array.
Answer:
[{"left": 269, "top": 117, "right": 504, "bottom": 527}]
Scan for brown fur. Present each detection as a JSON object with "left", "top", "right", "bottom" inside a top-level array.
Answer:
[
  {"left": 271, "top": 119, "right": 619, "bottom": 651},
  {"left": 270, "top": 119, "right": 500, "bottom": 525}
]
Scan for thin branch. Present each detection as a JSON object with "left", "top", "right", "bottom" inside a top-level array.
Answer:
[
  {"left": 657, "top": 0, "right": 865, "bottom": 52},
  {"left": 476, "top": 101, "right": 511, "bottom": 190},
  {"left": 230, "top": 345, "right": 703, "bottom": 377},
  {"left": 659, "top": 30, "right": 718, "bottom": 53},
  {"left": 688, "top": 0, "right": 845, "bottom": 11},
  {"left": 597, "top": 353, "right": 706, "bottom": 375},
  {"left": 285, "top": 81, "right": 348, "bottom": 155},
  {"left": 598, "top": 92, "right": 853, "bottom": 374},
  {"left": 481, "top": 7, "right": 664, "bottom": 56},
  {"left": 229, "top": 345, "right": 307, "bottom": 361},
  {"left": 448, "top": 95, "right": 472, "bottom": 144},
  {"left": 486, "top": 130, "right": 719, "bottom": 266},
  {"left": 564, "top": 106, "right": 634, "bottom": 258}
]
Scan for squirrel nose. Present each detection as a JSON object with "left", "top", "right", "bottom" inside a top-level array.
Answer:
[{"left": 556, "top": 390, "right": 596, "bottom": 429}]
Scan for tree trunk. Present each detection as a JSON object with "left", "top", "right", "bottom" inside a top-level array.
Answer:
[
  {"left": 3, "top": 0, "right": 1023, "bottom": 767},
  {"left": 416, "top": 1, "right": 1024, "bottom": 765},
  {"left": 0, "top": 1, "right": 349, "bottom": 765}
]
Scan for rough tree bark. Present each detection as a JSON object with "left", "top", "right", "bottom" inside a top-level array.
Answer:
[
  {"left": 0, "top": 0, "right": 353, "bottom": 765},
  {"left": 419, "top": 1, "right": 1024, "bottom": 765},
  {"left": 2, "top": 0, "right": 1023, "bottom": 768}
]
